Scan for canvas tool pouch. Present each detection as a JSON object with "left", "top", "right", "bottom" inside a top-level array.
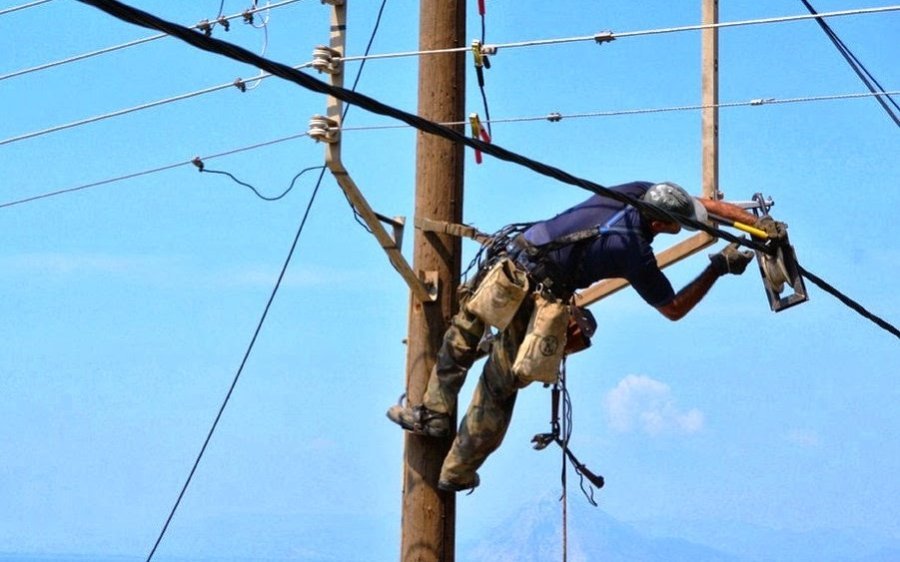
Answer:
[
  {"left": 512, "top": 292, "right": 570, "bottom": 385},
  {"left": 465, "top": 257, "right": 529, "bottom": 330}
]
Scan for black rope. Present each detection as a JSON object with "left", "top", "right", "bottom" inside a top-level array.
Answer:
[
  {"left": 800, "top": 0, "right": 900, "bottom": 128},
  {"left": 74, "top": 0, "right": 770, "bottom": 256},
  {"left": 199, "top": 165, "right": 325, "bottom": 200},
  {"left": 798, "top": 265, "right": 900, "bottom": 339}
]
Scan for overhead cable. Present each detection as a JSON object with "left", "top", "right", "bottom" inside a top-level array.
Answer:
[
  {"left": 336, "top": 5, "right": 900, "bottom": 64},
  {"left": 798, "top": 266, "right": 900, "bottom": 339},
  {"left": 0, "top": 62, "right": 313, "bottom": 147},
  {"left": 0, "top": 0, "right": 52, "bottom": 16},
  {"left": 800, "top": 0, "right": 900, "bottom": 128},
  {"left": 0, "top": 0, "right": 304, "bottom": 83},
  {"left": 6, "top": 88, "right": 895, "bottom": 210},
  {"left": 0, "top": 132, "right": 310, "bottom": 209},
  {"left": 77, "top": 0, "right": 900, "bottom": 341},
  {"left": 143, "top": 3, "right": 389, "bottom": 559},
  {"left": 73, "top": 0, "right": 770, "bottom": 253}
]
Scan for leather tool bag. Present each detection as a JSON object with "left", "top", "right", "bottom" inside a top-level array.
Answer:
[{"left": 465, "top": 257, "right": 529, "bottom": 330}]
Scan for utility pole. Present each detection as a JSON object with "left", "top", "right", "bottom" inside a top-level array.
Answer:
[{"left": 400, "top": 2, "right": 466, "bottom": 562}]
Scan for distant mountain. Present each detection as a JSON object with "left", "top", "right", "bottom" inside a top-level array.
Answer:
[
  {"left": 461, "top": 495, "right": 900, "bottom": 562},
  {"left": 461, "top": 495, "right": 741, "bottom": 562}
]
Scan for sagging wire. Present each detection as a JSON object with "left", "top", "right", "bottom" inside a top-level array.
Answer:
[
  {"left": 800, "top": 0, "right": 900, "bottom": 128},
  {"left": 145, "top": 6, "right": 391, "bottom": 557},
  {"left": 190, "top": 157, "right": 324, "bottom": 201}
]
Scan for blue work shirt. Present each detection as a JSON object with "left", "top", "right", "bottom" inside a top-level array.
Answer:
[{"left": 522, "top": 181, "right": 675, "bottom": 307}]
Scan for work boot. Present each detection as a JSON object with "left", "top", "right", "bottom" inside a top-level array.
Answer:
[
  {"left": 386, "top": 402, "right": 450, "bottom": 438},
  {"left": 438, "top": 473, "right": 480, "bottom": 493}
]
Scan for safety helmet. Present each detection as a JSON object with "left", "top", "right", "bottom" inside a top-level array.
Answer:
[{"left": 641, "top": 182, "right": 708, "bottom": 230}]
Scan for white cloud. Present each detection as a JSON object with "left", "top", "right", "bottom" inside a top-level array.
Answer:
[{"left": 603, "top": 374, "right": 704, "bottom": 436}]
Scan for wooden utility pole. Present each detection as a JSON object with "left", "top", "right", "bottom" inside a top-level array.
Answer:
[
  {"left": 701, "top": 0, "right": 719, "bottom": 200},
  {"left": 400, "top": 2, "right": 466, "bottom": 561}
]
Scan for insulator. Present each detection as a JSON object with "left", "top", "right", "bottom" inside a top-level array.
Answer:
[
  {"left": 311, "top": 45, "right": 342, "bottom": 75},
  {"left": 308, "top": 114, "right": 339, "bottom": 143}
]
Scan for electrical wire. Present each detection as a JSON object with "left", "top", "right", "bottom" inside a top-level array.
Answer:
[
  {"left": 142, "top": 3, "right": 390, "bottom": 558},
  {"left": 0, "top": 0, "right": 305, "bottom": 83},
  {"left": 800, "top": 0, "right": 900, "bottom": 127},
  {"left": 144, "top": 165, "right": 328, "bottom": 562},
  {"left": 0, "top": 0, "right": 52, "bottom": 16},
  {"left": 5, "top": 89, "right": 896, "bottom": 210},
  {"left": 0, "top": 131, "right": 311, "bottom": 209},
  {"left": 335, "top": 5, "right": 900, "bottom": 64},
  {"left": 198, "top": 165, "right": 324, "bottom": 200},
  {"left": 76, "top": 0, "right": 900, "bottom": 342},
  {"left": 0, "top": 61, "right": 314, "bottom": 147}
]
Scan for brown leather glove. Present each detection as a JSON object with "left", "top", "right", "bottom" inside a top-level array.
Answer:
[
  {"left": 709, "top": 242, "right": 754, "bottom": 276},
  {"left": 754, "top": 215, "right": 787, "bottom": 242}
]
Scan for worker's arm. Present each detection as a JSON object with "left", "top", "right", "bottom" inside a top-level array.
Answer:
[
  {"left": 655, "top": 242, "right": 754, "bottom": 321},
  {"left": 698, "top": 197, "right": 787, "bottom": 241}
]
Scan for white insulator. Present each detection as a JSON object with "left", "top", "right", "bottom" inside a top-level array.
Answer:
[
  {"left": 308, "top": 114, "right": 338, "bottom": 143},
  {"left": 311, "top": 45, "right": 342, "bottom": 75}
]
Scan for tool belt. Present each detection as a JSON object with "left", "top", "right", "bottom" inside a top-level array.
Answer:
[{"left": 507, "top": 234, "right": 578, "bottom": 300}]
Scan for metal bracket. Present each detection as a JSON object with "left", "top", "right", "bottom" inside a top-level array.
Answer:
[
  {"left": 756, "top": 235, "right": 809, "bottom": 312},
  {"left": 312, "top": 1, "right": 436, "bottom": 303}
]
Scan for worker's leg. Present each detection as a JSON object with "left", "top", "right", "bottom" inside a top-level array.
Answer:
[
  {"left": 422, "top": 307, "right": 485, "bottom": 415},
  {"left": 438, "top": 299, "right": 533, "bottom": 489},
  {"left": 386, "top": 303, "right": 484, "bottom": 437}
]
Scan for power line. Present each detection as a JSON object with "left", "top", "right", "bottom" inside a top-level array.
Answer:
[
  {"left": 0, "top": 62, "right": 313, "bottom": 147},
  {"left": 0, "top": 132, "right": 310, "bottom": 209},
  {"left": 0, "top": 0, "right": 305, "bottom": 83},
  {"left": 798, "top": 266, "right": 900, "bottom": 340},
  {"left": 336, "top": 5, "right": 900, "bottom": 64},
  {"left": 800, "top": 0, "right": 900, "bottom": 127},
  {"left": 0, "top": 0, "right": 52, "bottom": 16},
  {"left": 5, "top": 88, "right": 896, "bottom": 210},
  {"left": 142, "top": 2, "right": 390, "bottom": 559},
  {"left": 76, "top": 0, "right": 900, "bottom": 342}
]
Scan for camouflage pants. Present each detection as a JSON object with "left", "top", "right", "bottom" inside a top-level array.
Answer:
[{"left": 423, "top": 288, "right": 536, "bottom": 486}]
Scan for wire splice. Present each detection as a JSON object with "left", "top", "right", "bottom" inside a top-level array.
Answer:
[
  {"left": 547, "top": 112, "right": 563, "bottom": 122},
  {"left": 233, "top": 77, "right": 247, "bottom": 92},
  {"left": 217, "top": 15, "right": 230, "bottom": 31},
  {"left": 191, "top": 156, "right": 204, "bottom": 171},
  {"left": 594, "top": 31, "right": 616, "bottom": 44},
  {"left": 242, "top": 9, "right": 253, "bottom": 24},
  {"left": 469, "top": 112, "right": 491, "bottom": 164}
]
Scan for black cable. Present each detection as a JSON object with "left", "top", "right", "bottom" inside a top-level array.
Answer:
[
  {"left": 199, "top": 165, "right": 324, "bottom": 200},
  {"left": 74, "top": 0, "right": 900, "bottom": 343},
  {"left": 798, "top": 265, "right": 900, "bottom": 340},
  {"left": 142, "top": 3, "right": 388, "bottom": 558},
  {"left": 75, "top": 0, "right": 770, "bottom": 256},
  {"left": 800, "top": 0, "right": 900, "bottom": 128},
  {"left": 144, "top": 166, "right": 328, "bottom": 562}
]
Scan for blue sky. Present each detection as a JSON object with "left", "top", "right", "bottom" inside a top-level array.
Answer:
[{"left": 2, "top": 0, "right": 898, "bottom": 560}]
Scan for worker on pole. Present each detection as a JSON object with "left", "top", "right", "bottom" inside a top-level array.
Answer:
[{"left": 388, "top": 181, "right": 787, "bottom": 492}]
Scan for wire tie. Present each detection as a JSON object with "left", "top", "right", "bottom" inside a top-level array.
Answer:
[
  {"left": 751, "top": 97, "right": 775, "bottom": 106},
  {"left": 594, "top": 31, "right": 616, "bottom": 44},
  {"left": 197, "top": 19, "right": 212, "bottom": 36},
  {"left": 191, "top": 156, "right": 205, "bottom": 171},
  {"left": 547, "top": 112, "right": 563, "bottom": 122},
  {"left": 242, "top": 9, "right": 254, "bottom": 24},
  {"left": 217, "top": 16, "right": 230, "bottom": 32},
  {"left": 233, "top": 78, "right": 247, "bottom": 92}
]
